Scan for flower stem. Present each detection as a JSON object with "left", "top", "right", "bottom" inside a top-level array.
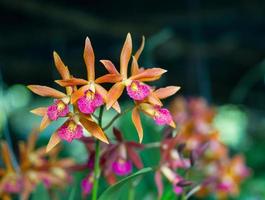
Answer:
[{"left": 92, "top": 106, "right": 104, "bottom": 200}]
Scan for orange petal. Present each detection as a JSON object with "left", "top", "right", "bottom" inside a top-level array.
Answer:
[
  {"left": 55, "top": 78, "right": 88, "bottom": 87},
  {"left": 106, "top": 82, "right": 125, "bottom": 110},
  {"left": 30, "top": 107, "right": 47, "bottom": 116},
  {"left": 131, "top": 56, "right": 140, "bottom": 76},
  {"left": 154, "top": 86, "right": 181, "bottom": 99},
  {"left": 130, "top": 68, "right": 167, "bottom": 82},
  {"left": 132, "top": 107, "right": 143, "bottom": 143},
  {"left": 71, "top": 85, "right": 90, "bottom": 103},
  {"left": 40, "top": 114, "right": 51, "bottom": 131},
  {"left": 28, "top": 130, "right": 39, "bottom": 152},
  {"left": 84, "top": 37, "right": 95, "bottom": 81},
  {"left": 148, "top": 93, "right": 163, "bottom": 106},
  {"left": 95, "top": 84, "right": 121, "bottom": 113},
  {"left": 100, "top": 60, "right": 119, "bottom": 75},
  {"left": 95, "top": 74, "right": 123, "bottom": 84},
  {"left": 1, "top": 142, "right": 14, "bottom": 172},
  {"left": 169, "top": 120, "right": 176, "bottom": 128},
  {"left": 46, "top": 132, "right": 61, "bottom": 153},
  {"left": 79, "top": 117, "right": 109, "bottom": 144},
  {"left": 27, "top": 85, "right": 66, "bottom": 99},
  {"left": 53, "top": 51, "right": 71, "bottom": 79},
  {"left": 134, "top": 36, "right": 145, "bottom": 61},
  {"left": 120, "top": 33, "right": 132, "bottom": 78}
]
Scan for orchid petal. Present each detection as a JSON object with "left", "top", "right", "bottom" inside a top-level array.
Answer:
[
  {"left": 106, "top": 82, "right": 125, "bottom": 110},
  {"left": 120, "top": 33, "right": 132, "bottom": 78},
  {"left": 130, "top": 68, "right": 167, "bottom": 82},
  {"left": 148, "top": 93, "right": 163, "bottom": 106},
  {"left": 127, "top": 146, "right": 143, "bottom": 169},
  {"left": 95, "top": 84, "right": 121, "bottom": 113},
  {"left": 40, "top": 114, "right": 51, "bottom": 131},
  {"left": 53, "top": 51, "right": 71, "bottom": 79},
  {"left": 113, "top": 127, "right": 123, "bottom": 142},
  {"left": 154, "top": 86, "right": 181, "bottom": 99},
  {"left": 84, "top": 37, "right": 95, "bottom": 81},
  {"left": 55, "top": 78, "right": 88, "bottom": 87},
  {"left": 71, "top": 85, "right": 90, "bottom": 103},
  {"left": 46, "top": 132, "right": 61, "bottom": 153},
  {"left": 132, "top": 107, "right": 143, "bottom": 143},
  {"left": 1, "top": 142, "right": 14, "bottom": 172},
  {"left": 30, "top": 107, "right": 47, "bottom": 116},
  {"left": 131, "top": 56, "right": 140, "bottom": 76},
  {"left": 95, "top": 74, "right": 123, "bottom": 84},
  {"left": 80, "top": 118, "right": 109, "bottom": 144},
  {"left": 100, "top": 60, "right": 119, "bottom": 75},
  {"left": 155, "top": 171, "right": 163, "bottom": 197},
  {"left": 28, "top": 85, "right": 66, "bottom": 98},
  {"left": 134, "top": 36, "right": 145, "bottom": 61}
]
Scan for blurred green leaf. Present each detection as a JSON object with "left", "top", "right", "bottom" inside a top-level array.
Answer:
[
  {"left": 98, "top": 167, "right": 152, "bottom": 200},
  {"left": 31, "top": 183, "right": 49, "bottom": 200}
]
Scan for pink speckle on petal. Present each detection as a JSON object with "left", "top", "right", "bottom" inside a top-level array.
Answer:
[
  {"left": 153, "top": 108, "right": 173, "bottom": 126},
  {"left": 81, "top": 174, "right": 94, "bottom": 195},
  {"left": 112, "top": 159, "right": 132, "bottom": 176},
  {"left": 77, "top": 90, "right": 104, "bottom": 114},
  {"left": 47, "top": 99, "right": 69, "bottom": 121},
  {"left": 58, "top": 121, "right": 83, "bottom": 142},
  {"left": 126, "top": 80, "right": 150, "bottom": 100},
  {"left": 173, "top": 185, "right": 183, "bottom": 195}
]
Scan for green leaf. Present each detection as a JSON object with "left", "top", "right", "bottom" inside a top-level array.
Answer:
[
  {"left": 98, "top": 167, "right": 153, "bottom": 200},
  {"left": 31, "top": 183, "right": 50, "bottom": 200}
]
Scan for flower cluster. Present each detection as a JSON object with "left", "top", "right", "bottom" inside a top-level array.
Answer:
[
  {"left": 0, "top": 131, "right": 74, "bottom": 199},
  {"left": 161, "top": 97, "right": 250, "bottom": 199},
  {"left": 28, "top": 33, "right": 179, "bottom": 152},
  {"left": 79, "top": 128, "right": 143, "bottom": 196}
]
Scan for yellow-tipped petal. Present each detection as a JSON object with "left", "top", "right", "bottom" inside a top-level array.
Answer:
[
  {"left": 46, "top": 132, "right": 61, "bottom": 153},
  {"left": 84, "top": 37, "right": 95, "bottom": 81}
]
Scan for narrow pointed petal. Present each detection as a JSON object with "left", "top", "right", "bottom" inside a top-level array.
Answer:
[
  {"left": 53, "top": 51, "right": 71, "bottom": 79},
  {"left": 46, "top": 132, "right": 61, "bottom": 153},
  {"left": 130, "top": 68, "right": 167, "bottom": 82},
  {"left": 131, "top": 56, "right": 140, "bottom": 76},
  {"left": 132, "top": 107, "right": 143, "bottom": 143},
  {"left": 134, "top": 36, "right": 145, "bottom": 61},
  {"left": 84, "top": 37, "right": 95, "bottom": 81},
  {"left": 154, "top": 86, "right": 181, "bottom": 99},
  {"left": 106, "top": 82, "right": 125, "bottom": 110},
  {"left": 1, "top": 142, "right": 14, "bottom": 172},
  {"left": 95, "top": 84, "right": 121, "bottom": 113},
  {"left": 113, "top": 127, "right": 123, "bottom": 142},
  {"left": 40, "top": 114, "right": 51, "bottom": 131},
  {"left": 100, "top": 60, "right": 119, "bottom": 74},
  {"left": 55, "top": 78, "right": 88, "bottom": 87},
  {"left": 71, "top": 85, "right": 90, "bottom": 103},
  {"left": 127, "top": 146, "right": 143, "bottom": 169},
  {"left": 30, "top": 107, "right": 47, "bottom": 116},
  {"left": 80, "top": 118, "right": 109, "bottom": 144},
  {"left": 95, "top": 74, "right": 123, "bottom": 84},
  {"left": 148, "top": 93, "right": 163, "bottom": 106},
  {"left": 28, "top": 85, "right": 66, "bottom": 98},
  {"left": 169, "top": 120, "right": 176, "bottom": 128},
  {"left": 155, "top": 171, "right": 163, "bottom": 197},
  {"left": 28, "top": 131, "right": 38, "bottom": 152},
  {"left": 120, "top": 33, "right": 132, "bottom": 78}
]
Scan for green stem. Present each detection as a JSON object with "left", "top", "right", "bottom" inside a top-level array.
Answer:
[
  {"left": 128, "top": 182, "right": 135, "bottom": 200},
  {"left": 103, "top": 105, "right": 134, "bottom": 131},
  {"left": 92, "top": 106, "right": 104, "bottom": 200}
]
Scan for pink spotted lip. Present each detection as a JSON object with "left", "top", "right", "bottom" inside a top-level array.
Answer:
[
  {"left": 126, "top": 80, "right": 151, "bottom": 100},
  {"left": 173, "top": 185, "right": 183, "bottom": 195},
  {"left": 153, "top": 107, "right": 173, "bottom": 126},
  {"left": 77, "top": 90, "right": 104, "bottom": 114},
  {"left": 58, "top": 120, "right": 83, "bottom": 142},
  {"left": 81, "top": 173, "right": 94, "bottom": 195},
  {"left": 112, "top": 158, "right": 132, "bottom": 176},
  {"left": 47, "top": 99, "right": 69, "bottom": 121}
]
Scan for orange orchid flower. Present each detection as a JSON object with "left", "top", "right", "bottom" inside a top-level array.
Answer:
[
  {"left": 131, "top": 86, "right": 180, "bottom": 142},
  {"left": 54, "top": 37, "right": 120, "bottom": 114},
  {"left": 97, "top": 33, "right": 167, "bottom": 110},
  {"left": 28, "top": 45, "right": 109, "bottom": 153}
]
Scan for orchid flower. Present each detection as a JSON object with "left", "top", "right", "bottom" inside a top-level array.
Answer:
[
  {"left": 28, "top": 41, "right": 109, "bottom": 152},
  {"left": 97, "top": 33, "right": 167, "bottom": 109},
  {"left": 54, "top": 37, "right": 120, "bottom": 114}
]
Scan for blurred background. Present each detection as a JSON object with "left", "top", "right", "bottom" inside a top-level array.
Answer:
[{"left": 0, "top": 0, "right": 265, "bottom": 199}]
